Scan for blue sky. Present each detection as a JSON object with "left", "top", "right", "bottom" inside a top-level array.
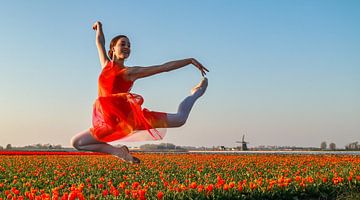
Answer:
[{"left": 0, "top": 1, "right": 359, "bottom": 148}]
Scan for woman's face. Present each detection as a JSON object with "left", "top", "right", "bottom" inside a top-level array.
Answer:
[{"left": 113, "top": 37, "right": 131, "bottom": 59}]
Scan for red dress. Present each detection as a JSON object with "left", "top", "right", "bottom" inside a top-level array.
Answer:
[{"left": 90, "top": 61, "right": 167, "bottom": 142}]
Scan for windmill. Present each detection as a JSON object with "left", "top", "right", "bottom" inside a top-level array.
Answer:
[{"left": 236, "top": 134, "right": 249, "bottom": 151}]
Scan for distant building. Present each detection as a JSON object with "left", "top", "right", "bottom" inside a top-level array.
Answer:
[{"left": 236, "top": 135, "right": 248, "bottom": 151}]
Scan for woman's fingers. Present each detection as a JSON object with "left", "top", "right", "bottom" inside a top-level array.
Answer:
[
  {"left": 199, "top": 66, "right": 207, "bottom": 76},
  {"left": 92, "top": 22, "right": 98, "bottom": 30},
  {"left": 202, "top": 69, "right": 207, "bottom": 76},
  {"left": 197, "top": 63, "right": 208, "bottom": 76},
  {"left": 191, "top": 58, "right": 209, "bottom": 76},
  {"left": 199, "top": 68, "right": 206, "bottom": 76},
  {"left": 92, "top": 21, "right": 102, "bottom": 30}
]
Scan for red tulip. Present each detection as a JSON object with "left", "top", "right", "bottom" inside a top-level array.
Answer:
[{"left": 157, "top": 191, "right": 164, "bottom": 200}]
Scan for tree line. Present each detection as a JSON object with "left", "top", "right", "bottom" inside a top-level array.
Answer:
[{"left": 0, "top": 143, "right": 63, "bottom": 150}]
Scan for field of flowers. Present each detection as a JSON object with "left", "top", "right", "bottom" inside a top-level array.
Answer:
[{"left": 0, "top": 151, "right": 359, "bottom": 200}]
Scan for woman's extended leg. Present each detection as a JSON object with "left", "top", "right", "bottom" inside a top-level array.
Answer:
[
  {"left": 70, "top": 130, "right": 140, "bottom": 163},
  {"left": 167, "top": 78, "right": 208, "bottom": 128}
]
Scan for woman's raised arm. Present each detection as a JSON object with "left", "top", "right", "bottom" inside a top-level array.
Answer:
[
  {"left": 92, "top": 21, "right": 109, "bottom": 69},
  {"left": 127, "top": 58, "right": 209, "bottom": 81}
]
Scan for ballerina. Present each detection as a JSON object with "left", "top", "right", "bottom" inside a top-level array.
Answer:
[{"left": 71, "top": 21, "right": 209, "bottom": 164}]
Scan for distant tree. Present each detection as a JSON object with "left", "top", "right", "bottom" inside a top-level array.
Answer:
[
  {"left": 140, "top": 144, "right": 158, "bottom": 150},
  {"left": 140, "top": 143, "right": 178, "bottom": 150},
  {"left": 158, "top": 143, "right": 175, "bottom": 150},
  {"left": 6, "top": 144, "right": 12, "bottom": 150},
  {"left": 320, "top": 141, "right": 327, "bottom": 150},
  {"left": 346, "top": 141, "right": 360, "bottom": 150},
  {"left": 0, "top": 146, "right": 3, "bottom": 150},
  {"left": 329, "top": 143, "right": 336, "bottom": 150}
]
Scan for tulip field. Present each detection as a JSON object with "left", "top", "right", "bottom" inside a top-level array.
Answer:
[{"left": 0, "top": 151, "right": 359, "bottom": 200}]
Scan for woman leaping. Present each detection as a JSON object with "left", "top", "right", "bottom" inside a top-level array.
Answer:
[{"left": 71, "top": 21, "right": 208, "bottom": 164}]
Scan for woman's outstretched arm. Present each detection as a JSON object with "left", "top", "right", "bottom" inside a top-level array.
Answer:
[
  {"left": 92, "top": 21, "right": 109, "bottom": 69},
  {"left": 127, "top": 58, "right": 209, "bottom": 81}
]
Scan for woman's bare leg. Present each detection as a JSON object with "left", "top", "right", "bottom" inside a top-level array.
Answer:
[
  {"left": 167, "top": 78, "right": 208, "bottom": 128},
  {"left": 70, "top": 130, "right": 140, "bottom": 163}
]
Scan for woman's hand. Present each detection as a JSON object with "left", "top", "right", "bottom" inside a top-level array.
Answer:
[
  {"left": 93, "top": 21, "right": 105, "bottom": 44},
  {"left": 191, "top": 58, "right": 209, "bottom": 77},
  {"left": 92, "top": 21, "right": 102, "bottom": 31}
]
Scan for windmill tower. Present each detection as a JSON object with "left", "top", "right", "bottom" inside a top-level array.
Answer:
[{"left": 236, "top": 134, "right": 248, "bottom": 151}]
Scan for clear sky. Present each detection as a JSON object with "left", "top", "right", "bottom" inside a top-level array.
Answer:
[{"left": 0, "top": 1, "right": 359, "bottom": 148}]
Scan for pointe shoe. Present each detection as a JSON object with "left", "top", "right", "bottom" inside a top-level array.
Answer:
[
  {"left": 191, "top": 77, "right": 208, "bottom": 96},
  {"left": 113, "top": 145, "right": 141, "bottom": 164},
  {"left": 120, "top": 146, "right": 140, "bottom": 164}
]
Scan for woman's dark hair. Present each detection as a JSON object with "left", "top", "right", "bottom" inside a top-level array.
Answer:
[{"left": 108, "top": 35, "right": 129, "bottom": 59}]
